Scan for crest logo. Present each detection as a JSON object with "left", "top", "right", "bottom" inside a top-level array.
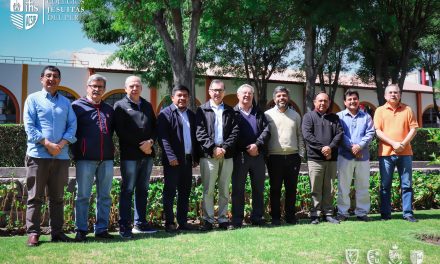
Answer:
[
  {"left": 346, "top": 249, "right": 359, "bottom": 264},
  {"left": 410, "top": 250, "right": 424, "bottom": 264},
  {"left": 9, "top": 0, "right": 40, "bottom": 30},
  {"left": 388, "top": 244, "right": 402, "bottom": 264},
  {"left": 367, "top": 249, "right": 381, "bottom": 264}
]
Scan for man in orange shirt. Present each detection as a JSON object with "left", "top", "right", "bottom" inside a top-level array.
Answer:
[{"left": 374, "top": 84, "right": 418, "bottom": 222}]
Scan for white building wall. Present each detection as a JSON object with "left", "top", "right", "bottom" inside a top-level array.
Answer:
[{"left": 0, "top": 63, "right": 23, "bottom": 110}]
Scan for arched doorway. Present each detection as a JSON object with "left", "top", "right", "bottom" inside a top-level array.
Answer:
[
  {"left": 0, "top": 85, "right": 20, "bottom": 124},
  {"left": 57, "top": 86, "right": 80, "bottom": 103},
  {"left": 102, "top": 89, "right": 126, "bottom": 107},
  {"left": 359, "top": 101, "right": 376, "bottom": 118},
  {"left": 422, "top": 105, "right": 440, "bottom": 128}
]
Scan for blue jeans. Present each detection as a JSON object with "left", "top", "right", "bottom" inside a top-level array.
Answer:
[
  {"left": 379, "top": 155, "right": 414, "bottom": 218},
  {"left": 75, "top": 160, "right": 114, "bottom": 234},
  {"left": 119, "top": 158, "right": 153, "bottom": 227}
]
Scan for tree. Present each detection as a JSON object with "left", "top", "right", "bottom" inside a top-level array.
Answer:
[
  {"left": 293, "top": 0, "right": 357, "bottom": 112},
  {"left": 357, "top": 0, "right": 439, "bottom": 105},
  {"left": 416, "top": 14, "right": 440, "bottom": 123},
  {"left": 80, "top": 0, "right": 203, "bottom": 109},
  {"left": 200, "top": 0, "right": 300, "bottom": 108}
]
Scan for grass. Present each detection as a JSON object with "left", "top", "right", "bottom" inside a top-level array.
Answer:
[{"left": 0, "top": 209, "right": 439, "bottom": 264}]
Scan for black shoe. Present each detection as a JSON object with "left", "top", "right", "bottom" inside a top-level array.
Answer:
[
  {"left": 177, "top": 223, "right": 196, "bottom": 231},
  {"left": 357, "top": 215, "right": 371, "bottom": 222},
  {"left": 285, "top": 217, "right": 297, "bottom": 225},
  {"left": 51, "top": 232, "right": 73, "bottom": 242},
  {"left": 324, "top": 216, "right": 340, "bottom": 224},
  {"left": 119, "top": 225, "right": 133, "bottom": 239},
  {"left": 200, "top": 221, "right": 213, "bottom": 231},
  {"left": 75, "top": 231, "right": 88, "bottom": 242},
  {"left": 271, "top": 219, "right": 281, "bottom": 226},
  {"left": 252, "top": 219, "right": 266, "bottom": 226},
  {"left": 381, "top": 216, "right": 392, "bottom": 221},
  {"left": 336, "top": 215, "right": 348, "bottom": 221},
  {"left": 310, "top": 217, "right": 320, "bottom": 225},
  {"left": 404, "top": 215, "right": 418, "bottom": 223},
  {"left": 218, "top": 222, "right": 234, "bottom": 230},
  {"left": 165, "top": 224, "right": 177, "bottom": 233},
  {"left": 95, "top": 231, "right": 114, "bottom": 239}
]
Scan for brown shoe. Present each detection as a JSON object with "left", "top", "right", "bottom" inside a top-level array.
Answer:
[{"left": 27, "top": 234, "right": 39, "bottom": 247}]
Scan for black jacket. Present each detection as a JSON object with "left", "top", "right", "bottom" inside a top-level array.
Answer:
[
  {"left": 302, "top": 110, "right": 343, "bottom": 161},
  {"left": 233, "top": 104, "right": 270, "bottom": 154},
  {"left": 114, "top": 96, "right": 156, "bottom": 160},
  {"left": 71, "top": 97, "right": 114, "bottom": 161},
  {"left": 157, "top": 104, "right": 200, "bottom": 165},
  {"left": 195, "top": 101, "right": 239, "bottom": 159}
]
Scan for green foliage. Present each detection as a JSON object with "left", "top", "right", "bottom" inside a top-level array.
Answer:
[{"left": 1, "top": 172, "right": 438, "bottom": 232}]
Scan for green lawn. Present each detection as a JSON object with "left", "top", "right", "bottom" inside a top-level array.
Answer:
[{"left": 0, "top": 210, "right": 439, "bottom": 264}]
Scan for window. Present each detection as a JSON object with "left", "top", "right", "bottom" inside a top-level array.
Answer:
[
  {"left": 104, "top": 92, "right": 126, "bottom": 107},
  {"left": 422, "top": 107, "right": 440, "bottom": 128},
  {"left": 0, "top": 89, "right": 17, "bottom": 124}
]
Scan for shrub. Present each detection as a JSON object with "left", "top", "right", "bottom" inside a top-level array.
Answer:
[{"left": 1, "top": 171, "right": 438, "bottom": 232}]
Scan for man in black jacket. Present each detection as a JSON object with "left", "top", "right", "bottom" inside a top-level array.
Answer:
[
  {"left": 231, "top": 84, "right": 270, "bottom": 228},
  {"left": 72, "top": 74, "right": 114, "bottom": 242},
  {"left": 196, "top": 79, "right": 239, "bottom": 230},
  {"left": 114, "top": 76, "right": 157, "bottom": 238},
  {"left": 157, "top": 85, "right": 199, "bottom": 232},
  {"left": 302, "top": 91, "right": 343, "bottom": 224}
]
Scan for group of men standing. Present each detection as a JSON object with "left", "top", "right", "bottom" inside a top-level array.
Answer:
[{"left": 23, "top": 66, "right": 419, "bottom": 247}]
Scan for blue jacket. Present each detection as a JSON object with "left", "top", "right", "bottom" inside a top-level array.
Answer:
[
  {"left": 157, "top": 104, "right": 199, "bottom": 165},
  {"left": 71, "top": 97, "right": 114, "bottom": 161}
]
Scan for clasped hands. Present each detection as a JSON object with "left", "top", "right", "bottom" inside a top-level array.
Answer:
[
  {"left": 139, "top": 139, "right": 154, "bottom": 155},
  {"left": 42, "top": 138, "right": 68, "bottom": 156}
]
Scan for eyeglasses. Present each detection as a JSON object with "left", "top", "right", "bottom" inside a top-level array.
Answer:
[
  {"left": 44, "top": 74, "right": 60, "bottom": 79},
  {"left": 210, "top": 89, "right": 224, "bottom": 93},
  {"left": 88, "top": 84, "right": 105, "bottom": 90}
]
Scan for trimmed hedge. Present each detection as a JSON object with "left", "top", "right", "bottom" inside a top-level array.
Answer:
[{"left": 0, "top": 125, "right": 438, "bottom": 167}]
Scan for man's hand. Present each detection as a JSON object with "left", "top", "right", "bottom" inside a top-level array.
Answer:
[
  {"left": 321, "top": 146, "right": 331, "bottom": 157},
  {"left": 139, "top": 140, "right": 153, "bottom": 154},
  {"left": 351, "top": 144, "right": 361, "bottom": 155},
  {"left": 169, "top": 160, "right": 179, "bottom": 166},
  {"left": 246, "top": 144, "right": 259, "bottom": 157},
  {"left": 391, "top": 141, "right": 404, "bottom": 153},
  {"left": 42, "top": 139, "right": 61, "bottom": 156},
  {"left": 213, "top": 147, "right": 225, "bottom": 159}
]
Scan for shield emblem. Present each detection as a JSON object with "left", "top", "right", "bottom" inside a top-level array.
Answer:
[
  {"left": 388, "top": 245, "right": 402, "bottom": 264},
  {"left": 346, "top": 249, "right": 359, "bottom": 264},
  {"left": 367, "top": 249, "right": 381, "bottom": 264},
  {"left": 10, "top": 13, "right": 24, "bottom": 30},
  {"left": 25, "top": 14, "right": 38, "bottom": 30},
  {"left": 410, "top": 250, "right": 424, "bottom": 264}
]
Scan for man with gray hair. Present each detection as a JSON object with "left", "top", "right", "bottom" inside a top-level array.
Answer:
[
  {"left": 71, "top": 74, "right": 115, "bottom": 241},
  {"left": 231, "top": 84, "right": 270, "bottom": 228},
  {"left": 264, "top": 86, "right": 304, "bottom": 225}
]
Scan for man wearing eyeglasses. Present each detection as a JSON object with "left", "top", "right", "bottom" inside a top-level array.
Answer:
[
  {"left": 336, "top": 90, "right": 375, "bottom": 222},
  {"left": 196, "top": 79, "right": 239, "bottom": 231},
  {"left": 71, "top": 74, "right": 115, "bottom": 241},
  {"left": 23, "top": 66, "right": 77, "bottom": 246}
]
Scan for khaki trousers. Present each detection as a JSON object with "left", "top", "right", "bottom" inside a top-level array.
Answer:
[{"left": 308, "top": 160, "right": 337, "bottom": 217}]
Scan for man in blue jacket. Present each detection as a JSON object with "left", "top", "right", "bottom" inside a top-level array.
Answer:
[
  {"left": 157, "top": 84, "right": 199, "bottom": 232},
  {"left": 71, "top": 74, "right": 114, "bottom": 242},
  {"left": 114, "top": 76, "right": 157, "bottom": 238}
]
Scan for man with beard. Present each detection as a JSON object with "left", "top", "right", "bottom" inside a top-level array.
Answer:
[
  {"left": 264, "top": 86, "right": 304, "bottom": 225},
  {"left": 302, "top": 91, "right": 343, "bottom": 224}
]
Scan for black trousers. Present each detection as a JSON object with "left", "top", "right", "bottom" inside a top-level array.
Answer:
[
  {"left": 162, "top": 155, "right": 193, "bottom": 226},
  {"left": 267, "top": 154, "right": 301, "bottom": 221},
  {"left": 231, "top": 152, "right": 266, "bottom": 225}
]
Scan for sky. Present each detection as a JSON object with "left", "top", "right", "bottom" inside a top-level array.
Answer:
[{"left": 0, "top": 0, "right": 117, "bottom": 60}]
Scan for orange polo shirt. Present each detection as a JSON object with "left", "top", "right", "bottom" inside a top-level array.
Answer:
[{"left": 373, "top": 102, "right": 418, "bottom": 156}]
